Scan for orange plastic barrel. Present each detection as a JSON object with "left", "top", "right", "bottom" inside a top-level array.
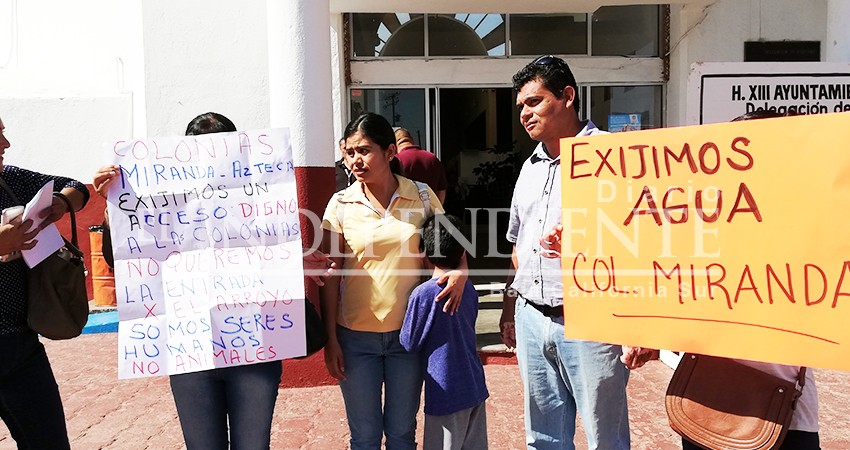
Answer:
[{"left": 89, "top": 226, "right": 117, "bottom": 307}]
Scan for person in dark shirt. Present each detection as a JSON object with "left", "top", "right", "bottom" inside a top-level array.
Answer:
[
  {"left": 395, "top": 128, "right": 447, "bottom": 203},
  {"left": 93, "top": 112, "right": 335, "bottom": 450},
  {"left": 0, "top": 115, "right": 90, "bottom": 450},
  {"left": 401, "top": 214, "right": 488, "bottom": 450},
  {"left": 335, "top": 138, "right": 355, "bottom": 192}
]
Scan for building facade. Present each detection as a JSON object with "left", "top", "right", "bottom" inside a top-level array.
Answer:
[{"left": 0, "top": 0, "right": 848, "bottom": 278}]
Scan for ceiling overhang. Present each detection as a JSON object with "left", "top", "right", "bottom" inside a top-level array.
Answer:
[{"left": 330, "top": 0, "right": 711, "bottom": 14}]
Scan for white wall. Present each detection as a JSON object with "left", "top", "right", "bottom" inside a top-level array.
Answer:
[
  {"left": 0, "top": 0, "right": 128, "bottom": 96},
  {"left": 667, "top": 0, "right": 828, "bottom": 126},
  {"left": 0, "top": 0, "right": 842, "bottom": 181},
  {"left": 141, "top": 0, "right": 270, "bottom": 137},
  {"left": 0, "top": 0, "right": 139, "bottom": 182}
]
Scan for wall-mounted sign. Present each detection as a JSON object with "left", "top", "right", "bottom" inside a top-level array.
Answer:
[{"left": 688, "top": 62, "right": 850, "bottom": 125}]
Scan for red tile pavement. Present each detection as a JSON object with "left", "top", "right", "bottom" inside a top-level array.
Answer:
[{"left": 1, "top": 333, "right": 848, "bottom": 449}]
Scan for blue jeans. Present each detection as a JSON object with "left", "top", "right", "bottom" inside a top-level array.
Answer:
[
  {"left": 169, "top": 361, "right": 283, "bottom": 450},
  {"left": 514, "top": 297, "right": 630, "bottom": 450},
  {"left": 337, "top": 326, "right": 423, "bottom": 450},
  {"left": 0, "top": 331, "right": 70, "bottom": 450}
]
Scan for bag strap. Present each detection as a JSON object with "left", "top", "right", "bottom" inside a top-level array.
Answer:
[
  {"left": 0, "top": 175, "right": 80, "bottom": 251},
  {"left": 52, "top": 192, "right": 78, "bottom": 247},
  {"left": 412, "top": 180, "right": 432, "bottom": 218},
  {"left": 335, "top": 190, "right": 346, "bottom": 230},
  {"left": 793, "top": 367, "right": 807, "bottom": 403}
]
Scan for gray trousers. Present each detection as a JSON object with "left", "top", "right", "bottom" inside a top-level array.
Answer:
[{"left": 423, "top": 402, "right": 488, "bottom": 450}]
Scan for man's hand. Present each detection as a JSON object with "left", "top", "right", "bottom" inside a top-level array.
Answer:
[
  {"left": 499, "top": 311, "right": 516, "bottom": 349},
  {"left": 539, "top": 224, "right": 563, "bottom": 258},
  {"left": 620, "top": 345, "right": 659, "bottom": 369}
]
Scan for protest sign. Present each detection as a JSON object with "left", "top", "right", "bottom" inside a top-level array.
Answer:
[
  {"left": 560, "top": 112, "right": 850, "bottom": 371},
  {"left": 108, "top": 129, "right": 306, "bottom": 379}
]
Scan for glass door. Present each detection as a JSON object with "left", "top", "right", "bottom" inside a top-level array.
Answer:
[
  {"left": 436, "top": 87, "right": 534, "bottom": 283},
  {"left": 349, "top": 87, "right": 431, "bottom": 150}
]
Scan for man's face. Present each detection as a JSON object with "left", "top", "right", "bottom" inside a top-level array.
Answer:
[
  {"left": 0, "top": 119, "right": 9, "bottom": 172},
  {"left": 516, "top": 78, "right": 575, "bottom": 144}
]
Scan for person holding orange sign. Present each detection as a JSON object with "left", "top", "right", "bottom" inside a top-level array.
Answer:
[{"left": 539, "top": 109, "right": 820, "bottom": 450}]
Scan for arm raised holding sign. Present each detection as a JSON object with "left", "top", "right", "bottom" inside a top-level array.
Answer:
[{"left": 95, "top": 112, "right": 331, "bottom": 450}]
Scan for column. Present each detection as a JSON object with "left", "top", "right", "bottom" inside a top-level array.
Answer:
[
  {"left": 267, "top": 0, "right": 336, "bottom": 302},
  {"left": 826, "top": 0, "right": 850, "bottom": 61}
]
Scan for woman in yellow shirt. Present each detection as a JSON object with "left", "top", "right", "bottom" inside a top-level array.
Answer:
[{"left": 320, "top": 112, "right": 465, "bottom": 450}]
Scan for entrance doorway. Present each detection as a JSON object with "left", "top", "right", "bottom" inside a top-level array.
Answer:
[
  {"left": 349, "top": 86, "right": 535, "bottom": 283},
  {"left": 437, "top": 87, "right": 533, "bottom": 283}
]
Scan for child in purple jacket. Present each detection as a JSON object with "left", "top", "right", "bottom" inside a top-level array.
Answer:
[{"left": 401, "top": 214, "right": 489, "bottom": 450}]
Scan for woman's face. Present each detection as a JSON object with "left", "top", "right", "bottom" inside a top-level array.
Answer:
[
  {"left": 0, "top": 119, "right": 9, "bottom": 172},
  {"left": 342, "top": 130, "right": 396, "bottom": 184}
]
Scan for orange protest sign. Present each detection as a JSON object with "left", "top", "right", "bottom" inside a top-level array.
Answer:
[{"left": 560, "top": 112, "right": 850, "bottom": 371}]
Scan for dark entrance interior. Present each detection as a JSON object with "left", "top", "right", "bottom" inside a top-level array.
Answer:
[{"left": 437, "top": 87, "right": 535, "bottom": 285}]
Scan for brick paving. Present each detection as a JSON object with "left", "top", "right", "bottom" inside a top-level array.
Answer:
[{"left": 1, "top": 333, "right": 849, "bottom": 449}]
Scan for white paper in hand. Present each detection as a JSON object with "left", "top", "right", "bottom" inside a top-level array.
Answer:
[{"left": 21, "top": 181, "right": 65, "bottom": 268}]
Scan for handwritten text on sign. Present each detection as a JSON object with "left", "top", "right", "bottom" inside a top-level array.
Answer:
[
  {"left": 108, "top": 129, "right": 306, "bottom": 379},
  {"left": 560, "top": 112, "right": 850, "bottom": 371}
]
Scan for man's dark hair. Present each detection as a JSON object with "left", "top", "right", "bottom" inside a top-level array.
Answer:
[
  {"left": 185, "top": 112, "right": 237, "bottom": 136},
  {"left": 420, "top": 214, "right": 468, "bottom": 270},
  {"left": 512, "top": 55, "right": 580, "bottom": 114},
  {"left": 731, "top": 109, "right": 797, "bottom": 122}
]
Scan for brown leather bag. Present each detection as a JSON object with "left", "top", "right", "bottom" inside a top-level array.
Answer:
[
  {"left": 0, "top": 177, "right": 89, "bottom": 340},
  {"left": 665, "top": 353, "right": 805, "bottom": 450}
]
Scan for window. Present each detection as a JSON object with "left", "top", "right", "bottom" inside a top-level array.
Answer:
[
  {"left": 429, "top": 14, "right": 505, "bottom": 57},
  {"left": 509, "top": 14, "right": 587, "bottom": 56},
  {"left": 589, "top": 85, "right": 663, "bottom": 132},
  {"left": 349, "top": 7, "right": 662, "bottom": 59},
  {"left": 351, "top": 13, "right": 424, "bottom": 57},
  {"left": 591, "top": 6, "right": 661, "bottom": 57},
  {"left": 349, "top": 88, "right": 428, "bottom": 148}
]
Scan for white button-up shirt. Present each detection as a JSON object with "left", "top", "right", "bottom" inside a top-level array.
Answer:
[{"left": 507, "top": 120, "right": 606, "bottom": 306}]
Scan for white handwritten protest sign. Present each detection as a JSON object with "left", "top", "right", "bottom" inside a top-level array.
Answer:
[{"left": 107, "top": 129, "right": 305, "bottom": 379}]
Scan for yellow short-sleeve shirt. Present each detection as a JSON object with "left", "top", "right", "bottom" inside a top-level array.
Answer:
[{"left": 322, "top": 175, "right": 444, "bottom": 332}]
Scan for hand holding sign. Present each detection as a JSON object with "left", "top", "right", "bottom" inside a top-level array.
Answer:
[
  {"left": 303, "top": 248, "right": 336, "bottom": 286},
  {"left": 540, "top": 224, "right": 563, "bottom": 258}
]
